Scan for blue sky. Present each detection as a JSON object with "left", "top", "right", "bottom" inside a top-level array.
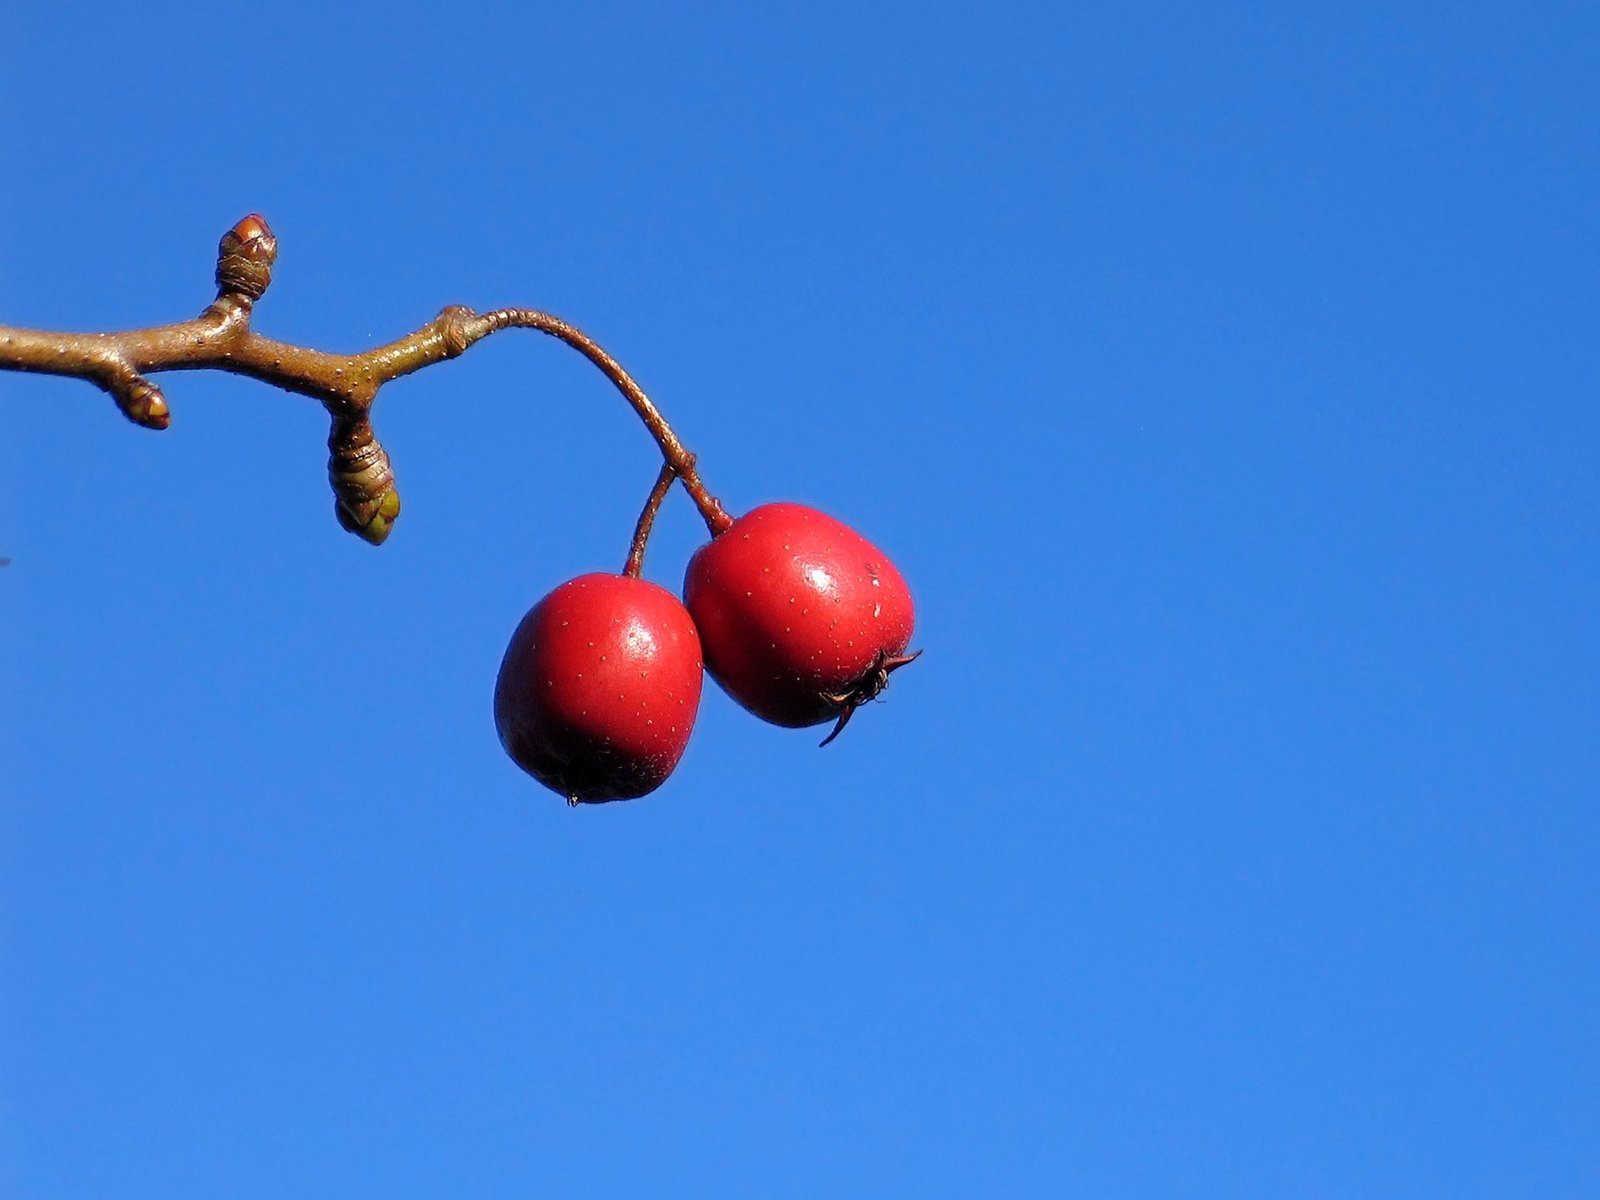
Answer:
[{"left": 2, "top": 3, "right": 1596, "bottom": 1195}]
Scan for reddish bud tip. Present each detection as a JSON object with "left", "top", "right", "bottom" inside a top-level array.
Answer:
[
  {"left": 230, "top": 213, "right": 274, "bottom": 245},
  {"left": 216, "top": 213, "right": 278, "bottom": 300}
]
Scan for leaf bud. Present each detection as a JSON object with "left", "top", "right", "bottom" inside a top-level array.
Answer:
[
  {"left": 215, "top": 213, "right": 278, "bottom": 302},
  {"left": 328, "top": 415, "right": 401, "bottom": 545}
]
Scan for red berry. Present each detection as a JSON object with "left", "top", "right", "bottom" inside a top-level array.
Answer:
[
  {"left": 494, "top": 573, "right": 704, "bottom": 804},
  {"left": 684, "top": 502, "right": 918, "bottom": 744}
]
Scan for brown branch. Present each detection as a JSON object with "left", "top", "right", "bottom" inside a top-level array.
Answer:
[{"left": 0, "top": 214, "right": 733, "bottom": 545}]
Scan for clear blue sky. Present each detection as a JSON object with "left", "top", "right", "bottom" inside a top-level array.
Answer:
[{"left": 3, "top": 3, "right": 1596, "bottom": 1196}]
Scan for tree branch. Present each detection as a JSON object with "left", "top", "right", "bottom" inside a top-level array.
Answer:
[{"left": 0, "top": 214, "right": 732, "bottom": 545}]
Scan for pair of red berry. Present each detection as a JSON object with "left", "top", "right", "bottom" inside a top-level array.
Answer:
[{"left": 493, "top": 502, "right": 918, "bottom": 805}]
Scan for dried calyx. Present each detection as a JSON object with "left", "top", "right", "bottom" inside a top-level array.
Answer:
[{"left": 819, "top": 649, "right": 923, "bottom": 747}]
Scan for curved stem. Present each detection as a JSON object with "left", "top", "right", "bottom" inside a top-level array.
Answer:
[
  {"left": 462, "top": 309, "right": 731, "bottom": 535},
  {"left": 624, "top": 462, "right": 678, "bottom": 578}
]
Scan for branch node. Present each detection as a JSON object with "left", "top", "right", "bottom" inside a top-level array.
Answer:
[
  {"left": 216, "top": 214, "right": 278, "bottom": 303},
  {"left": 438, "top": 306, "right": 475, "bottom": 357}
]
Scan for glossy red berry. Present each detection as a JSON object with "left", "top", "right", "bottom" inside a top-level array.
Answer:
[
  {"left": 684, "top": 502, "right": 918, "bottom": 744},
  {"left": 494, "top": 573, "right": 704, "bottom": 804}
]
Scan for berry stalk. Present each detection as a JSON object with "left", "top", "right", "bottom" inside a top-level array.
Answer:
[{"left": 624, "top": 461, "right": 678, "bottom": 578}]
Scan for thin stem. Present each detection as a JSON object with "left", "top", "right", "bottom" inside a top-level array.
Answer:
[
  {"left": 462, "top": 309, "right": 731, "bottom": 535},
  {"left": 624, "top": 462, "right": 679, "bottom": 578}
]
